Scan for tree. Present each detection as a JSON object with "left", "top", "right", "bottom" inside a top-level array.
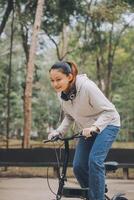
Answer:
[
  {"left": 0, "top": 0, "right": 13, "bottom": 35},
  {"left": 42, "top": 0, "right": 82, "bottom": 60},
  {"left": 5, "top": 1, "right": 15, "bottom": 148},
  {"left": 67, "top": 0, "right": 134, "bottom": 98},
  {"left": 23, "top": 0, "right": 45, "bottom": 148},
  {"left": 112, "top": 29, "right": 134, "bottom": 141},
  {"left": 0, "top": 0, "right": 134, "bottom": 142}
]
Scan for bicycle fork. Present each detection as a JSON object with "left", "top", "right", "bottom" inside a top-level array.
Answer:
[{"left": 56, "top": 140, "right": 69, "bottom": 200}]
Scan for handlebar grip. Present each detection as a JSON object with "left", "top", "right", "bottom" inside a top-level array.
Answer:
[
  {"left": 90, "top": 131, "right": 97, "bottom": 137},
  {"left": 43, "top": 134, "right": 62, "bottom": 143},
  {"left": 43, "top": 131, "right": 97, "bottom": 143}
]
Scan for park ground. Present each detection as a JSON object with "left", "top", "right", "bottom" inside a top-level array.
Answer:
[{"left": 0, "top": 177, "right": 134, "bottom": 200}]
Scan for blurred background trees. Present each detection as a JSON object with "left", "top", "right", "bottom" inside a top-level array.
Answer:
[{"left": 0, "top": 0, "right": 134, "bottom": 145}]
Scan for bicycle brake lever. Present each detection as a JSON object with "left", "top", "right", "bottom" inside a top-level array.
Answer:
[
  {"left": 80, "top": 131, "right": 97, "bottom": 138},
  {"left": 43, "top": 135, "right": 61, "bottom": 143},
  {"left": 90, "top": 131, "right": 98, "bottom": 137},
  {"left": 51, "top": 134, "right": 61, "bottom": 141},
  {"left": 80, "top": 131, "right": 97, "bottom": 139},
  {"left": 73, "top": 132, "right": 83, "bottom": 138}
]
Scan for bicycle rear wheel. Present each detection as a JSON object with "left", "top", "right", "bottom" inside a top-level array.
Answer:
[{"left": 113, "top": 198, "right": 128, "bottom": 200}]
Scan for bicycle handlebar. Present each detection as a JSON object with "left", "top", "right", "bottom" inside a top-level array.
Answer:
[
  {"left": 43, "top": 131, "right": 97, "bottom": 144},
  {"left": 43, "top": 133, "right": 82, "bottom": 144}
]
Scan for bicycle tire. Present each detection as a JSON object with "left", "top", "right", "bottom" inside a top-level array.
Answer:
[{"left": 113, "top": 197, "right": 128, "bottom": 200}]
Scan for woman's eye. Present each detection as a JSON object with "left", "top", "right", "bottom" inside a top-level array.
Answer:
[{"left": 57, "top": 79, "right": 61, "bottom": 81}]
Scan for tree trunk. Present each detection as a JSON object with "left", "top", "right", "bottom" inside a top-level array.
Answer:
[
  {"left": 45, "top": 23, "right": 70, "bottom": 61},
  {"left": 23, "top": 0, "right": 45, "bottom": 148},
  {"left": 105, "top": 58, "right": 113, "bottom": 99},
  {"left": 0, "top": 0, "right": 13, "bottom": 35},
  {"left": 16, "top": 3, "right": 29, "bottom": 62},
  {"left": 59, "top": 23, "right": 69, "bottom": 60},
  {"left": 96, "top": 56, "right": 103, "bottom": 91},
  {"left": 105, "top": 29, "right": 113, "bottom": 99},
  {"left": 6, "top": 2, "right": 15, "bottom": 149}
]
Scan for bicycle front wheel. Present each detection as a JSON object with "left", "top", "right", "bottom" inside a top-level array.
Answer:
[{"left": 113, "top": 197, "right": 128, "bottom": 200}]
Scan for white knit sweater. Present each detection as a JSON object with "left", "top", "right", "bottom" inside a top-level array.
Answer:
[{"left": 56, "top": 74, "right": 120, "bottom": 134}]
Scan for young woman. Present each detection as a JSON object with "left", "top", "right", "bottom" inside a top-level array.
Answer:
[{"left": 48, "top": 61, "right": 120, "bottom": 200}]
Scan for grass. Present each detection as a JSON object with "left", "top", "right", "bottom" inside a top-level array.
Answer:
[
  {"left": 0, "top": 166, "right": 134, "bottom": 179},
  {"left": 112, "top": 141, "right": 134, "bottom": 148},
  {"left": 0, "top": 139, "right": 134, "bottom": 149}
]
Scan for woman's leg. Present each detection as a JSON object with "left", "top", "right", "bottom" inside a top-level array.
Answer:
[
  {"left": 88, "top": 125, "right": 120, "bottom": 200},
  {"left": 73, "top": 135, "right": 97, "bottom": 188}
]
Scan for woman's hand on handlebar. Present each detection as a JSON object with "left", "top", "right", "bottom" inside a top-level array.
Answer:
[
  {"left": 82, "top": 126, "right": 100, "bottom": 138},
  {"left": 48, "top": 130, "right": 61, "bottom": 140},
  {"left": 45, "top": 126, "right": 99, "bottom": 143}
]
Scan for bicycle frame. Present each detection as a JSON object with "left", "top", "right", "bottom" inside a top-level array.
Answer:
[
  {"left": 56, "top": 139, "right": 69, "bottom": 200},
  {"left": 55, "top": 136, "right": 89, "bottom": 200},
  {"left": 44, "top": 134, "right": 128, "bottom": 200}
]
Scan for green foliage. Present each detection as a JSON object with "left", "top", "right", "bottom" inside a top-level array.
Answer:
[
  {"left": 0, "top": 0, "right": 134, "bottom": 142},
  {"left": 31, "top": 59, "right": 61, "bottom": 139},
  {"left": 111, "top": 28, "right": 134, "bottom": 141},
  {"left": 43, "top": 0, "right": 81, "bottom": 35},
  {"left": 123, "top": 0, "right": 134, "bottom": 6}
]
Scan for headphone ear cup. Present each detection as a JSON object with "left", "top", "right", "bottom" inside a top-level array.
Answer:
[
  {"left": 60, "top": 84, "right": 77, "bottom": 101},
  {"left": 61, "top": 92, "right": 69, "bottom": 101}
]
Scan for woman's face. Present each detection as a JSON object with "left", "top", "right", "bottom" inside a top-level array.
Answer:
[{"left": 49, "top": 69, "right": 73, "bottom": 92}]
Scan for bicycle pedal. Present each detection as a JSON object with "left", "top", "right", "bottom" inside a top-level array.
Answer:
[{"left": 63, "top": 187, "right": 88, "bottom": 198}]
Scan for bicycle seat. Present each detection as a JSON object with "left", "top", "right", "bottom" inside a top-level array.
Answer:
[{"left": 105, "top": 161, "right": 118, "bottom": 172}]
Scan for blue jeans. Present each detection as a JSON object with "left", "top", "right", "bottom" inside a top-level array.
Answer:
[{"left": 73, "top": 125, "right": 120, "bottom": 200}]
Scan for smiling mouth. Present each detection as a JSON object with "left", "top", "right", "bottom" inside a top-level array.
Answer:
[{"left": 55, "top": 87, "right": 61, "bottom": 90}]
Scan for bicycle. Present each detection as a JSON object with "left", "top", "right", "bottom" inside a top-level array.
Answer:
[{"left": 43, "top": 133, "right": 128, "bottom": 200}]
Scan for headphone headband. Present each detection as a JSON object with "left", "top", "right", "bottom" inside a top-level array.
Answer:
[{"left": 51, "top": 61, "right": 72, "bottom": 74}]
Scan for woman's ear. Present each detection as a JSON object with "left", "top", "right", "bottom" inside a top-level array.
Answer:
[{"left": 68, "top": 73, "right": 73, "bottom": 82}]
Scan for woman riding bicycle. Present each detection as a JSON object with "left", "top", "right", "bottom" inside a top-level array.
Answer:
[{"left": 48, "top": 61, "right": 120, "bottom": 200}]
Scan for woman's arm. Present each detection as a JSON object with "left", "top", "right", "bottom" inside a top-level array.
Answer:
[
  {"left": 84, "top": 80, "right": 120, "bottom": 132},
  {"left": 56, "top": 113, "right": 74, "bottom": 135}
]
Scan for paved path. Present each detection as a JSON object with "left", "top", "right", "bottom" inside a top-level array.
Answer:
[{"left": 0, "top": 178, "right": 134, "bottom": 200}]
